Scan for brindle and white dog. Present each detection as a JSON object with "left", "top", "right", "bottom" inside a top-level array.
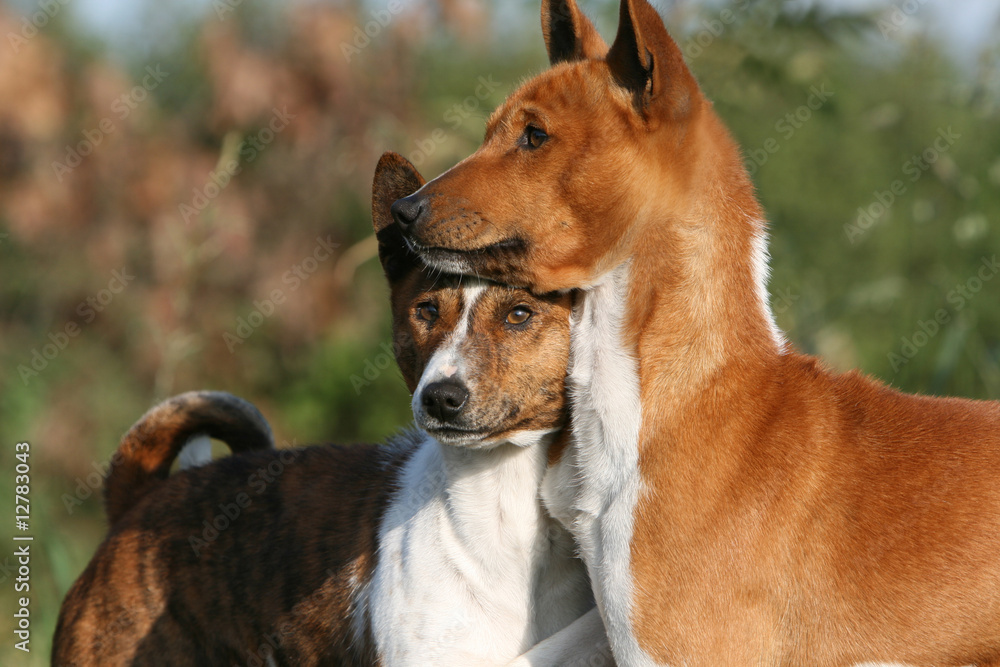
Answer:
[{"left": 52, "top": 154, "right": 611, "bottom": 667}]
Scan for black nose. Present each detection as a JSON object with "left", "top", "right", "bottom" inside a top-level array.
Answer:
[
  {"left": 391, "top": 194, "right": 427, "bottom": 231},
  {"left": 421, "top": 380, "right": 469, "bottom": 423}
]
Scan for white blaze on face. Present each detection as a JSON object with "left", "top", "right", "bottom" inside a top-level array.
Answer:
[{"left": 410, "top": 282, "right": 487, "bottom": 423}]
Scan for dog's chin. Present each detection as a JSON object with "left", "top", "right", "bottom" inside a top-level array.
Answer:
[
  {"left": 423, "top": 423, "right": 557, "bottom": 450},
  {"left": 423, "top": 426, "right": 496, "bottom": 449},
  {"left": 404, "top": 235, "right": 530, "bottom": 286},
  {"left": 415, "top": 247, "right": 476, "bottom": 276}
]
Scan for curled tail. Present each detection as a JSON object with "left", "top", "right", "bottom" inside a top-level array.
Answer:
[{"left": 103, "top": 391, "right": 274, "bottom": 526}]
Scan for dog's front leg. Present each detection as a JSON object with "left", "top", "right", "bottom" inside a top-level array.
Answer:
[{"left": 505, "top": 607, "right": 615, "bottom": 667}]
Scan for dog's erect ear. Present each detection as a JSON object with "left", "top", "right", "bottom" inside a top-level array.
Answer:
[
  {"left": 542, "top": 0, "right": 608, "bottom": 65},
  {"left": 372, "top": 152, "right": 425, "bottom": 281},
  {"left": 606, "top": 0, "right": 697, "bottom": 119},
  {"left": 372, "top": 151, "right": 424, "bottom": 233}
]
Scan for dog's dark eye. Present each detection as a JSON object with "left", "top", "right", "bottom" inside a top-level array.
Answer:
[
  {"left": 506, "top": 306, "right": 532, "bottom": 325},
  {"left": 416, "top": 303, "right": 439, "bottom": 323},
  {"left": 523, "top": 126, "right": 548, "bottom": 149}
]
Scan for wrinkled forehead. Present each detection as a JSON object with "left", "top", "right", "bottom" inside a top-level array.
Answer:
[
  {"left": 484, "top": 61, "right": 624, "bottom": 139},
  {"left": 413, "top": 273, "right": 493, "bottom": 303},
  {"left": 408, "top": 272, "right": 503, "bottom": 304},
  {"left": 412, "top": 273, "right": 569, "bottom": 317}
]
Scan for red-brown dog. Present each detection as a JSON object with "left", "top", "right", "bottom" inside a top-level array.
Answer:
[{"left": 387, "top": 0, "right": 1000, "bottom": 665}]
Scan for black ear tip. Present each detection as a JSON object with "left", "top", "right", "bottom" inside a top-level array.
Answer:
[{"left": 542, "top": 0, "right": 608, "bottom": 64}]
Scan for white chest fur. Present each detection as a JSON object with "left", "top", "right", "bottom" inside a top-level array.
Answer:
[
  {"left": 368, "top": 433, "right": 591, "bottom": 666},
  {"left": 541, "top": 263, "right": 658, "bottom": 667}
]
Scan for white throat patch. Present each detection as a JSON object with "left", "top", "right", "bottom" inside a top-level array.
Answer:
[{"left": 552, "top": 262, "right": 656, "bottom": 667}]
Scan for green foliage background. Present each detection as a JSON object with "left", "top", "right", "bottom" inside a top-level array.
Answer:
[{"left": 0, "top": 0, "right": 997, "bottom": 663}]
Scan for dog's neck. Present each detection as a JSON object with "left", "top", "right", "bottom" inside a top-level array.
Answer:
[
  {"left": 619, "top": 112, "right": 784, "bottom": 416},
  {"left": 559, "top": 112, "right": 790, "bottom": 666},
  {"left": 562, "top": 106, "right": 787, "bottom": 546},
  {"left": 434, "top": 435, "right": 554, "bottom": 561},
  {"left": 371, "top": 430, "right": 590, "bottom": 664}
]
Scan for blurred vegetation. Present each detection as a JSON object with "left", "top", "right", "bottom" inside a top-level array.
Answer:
[{"left": 0, "top": 0, "right": 997, "bottom": 663}]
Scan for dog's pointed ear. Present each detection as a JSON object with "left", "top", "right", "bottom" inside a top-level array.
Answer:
[
  {"left": 372, "top": 152, "right": 425, "bottom": 281},
  {"left": 606, "top": 0, "right": 697, "bottom": 119},
  {"left": 542, "top": 0, "right": 608, "bottom": 65},
  {"left": 372, "top": 151, "right": 424, "bottom": 234}
]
